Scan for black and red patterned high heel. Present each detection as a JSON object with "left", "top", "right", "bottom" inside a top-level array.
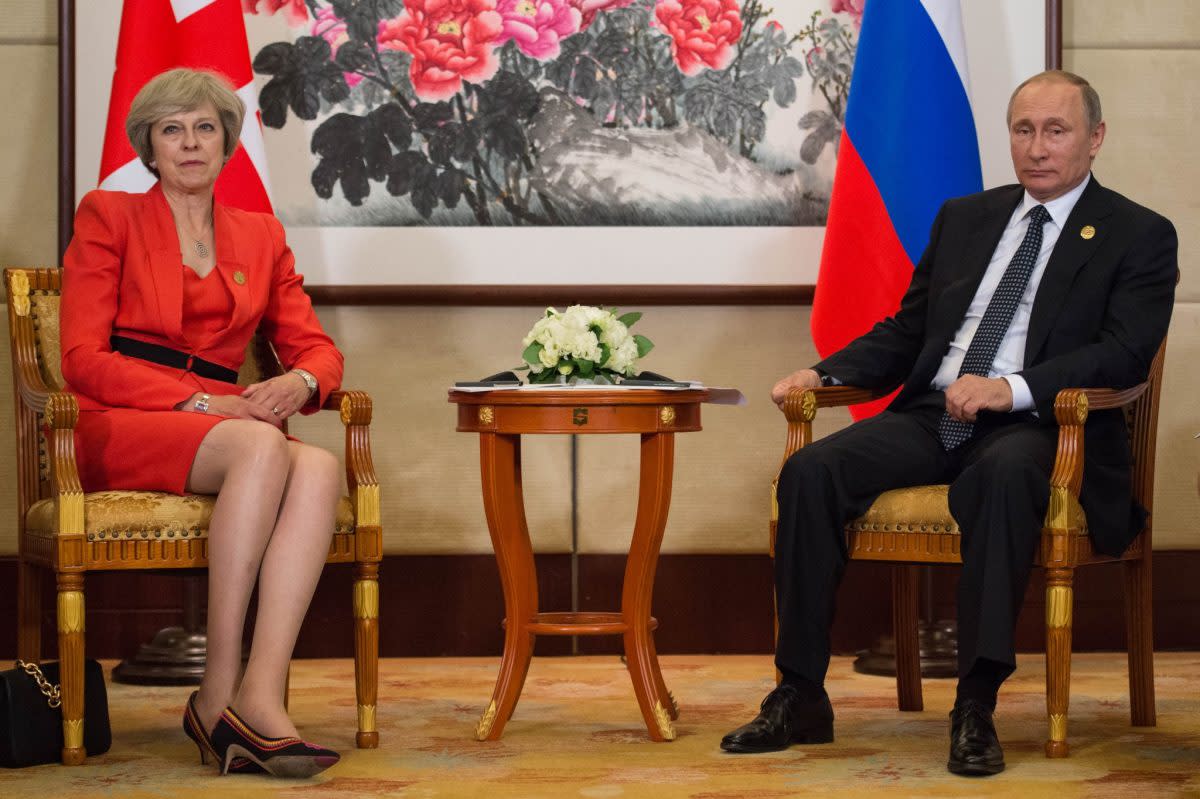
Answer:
[
  {"left": 183, "top": 691, "right": 262, "bottom": 774},
  {"left": 210, "top": 705, "right": 340, "bottom": 778}
]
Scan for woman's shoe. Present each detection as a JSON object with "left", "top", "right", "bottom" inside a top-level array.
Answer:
[
  {"left": 210, "top": 705, "right": 340, "bottom": 778},
  {"left": 183, "top": 691, "right": 262, "bottom": 774}
]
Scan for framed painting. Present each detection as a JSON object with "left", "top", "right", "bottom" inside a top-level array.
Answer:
[{"left": 61, "top": 0, "right": 1060, "bottom": 303}]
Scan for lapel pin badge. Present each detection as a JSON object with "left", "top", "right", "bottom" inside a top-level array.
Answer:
[
  {"left": 233, "top": 270, "right": 246, "bottom": 285},
  {"left": 1080, "top": 225, "right": 1096, "bottom": 240}
]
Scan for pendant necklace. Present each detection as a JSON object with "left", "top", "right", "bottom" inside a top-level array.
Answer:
[{"left": 186, "top": 217, "right": 213, "bottom": 260}]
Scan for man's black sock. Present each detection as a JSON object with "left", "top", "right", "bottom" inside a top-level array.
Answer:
[
  {"left": 955, "top": 658, "right": 1009, "bottom": 711},
  {"left": 779, "top": 669, "right": 828, "bottom": 703}
]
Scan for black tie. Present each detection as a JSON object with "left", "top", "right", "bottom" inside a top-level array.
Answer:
[{"left": 938, "top": 204, "right": 1051, "bottom": 450}]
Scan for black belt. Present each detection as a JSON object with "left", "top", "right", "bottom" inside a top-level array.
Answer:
[{"left": 111, "top": 335, "right": 239, "bottom": 384}]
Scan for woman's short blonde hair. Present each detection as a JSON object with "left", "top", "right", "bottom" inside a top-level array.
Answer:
[{"left": 125, "top": 68, "right": 245, "bottom": 175}]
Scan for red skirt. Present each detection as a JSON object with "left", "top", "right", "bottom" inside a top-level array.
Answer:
[{"left": 70, "top": 362, "right": 251, "bottom": 494}]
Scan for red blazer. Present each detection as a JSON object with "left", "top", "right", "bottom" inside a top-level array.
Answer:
[{"left": 61, "top": 183, "right": 343, "bottom": 412}]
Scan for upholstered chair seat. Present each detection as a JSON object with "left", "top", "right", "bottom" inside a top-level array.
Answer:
[
  {"left": 25, "top": 492, "right": 357, "bottom": 543},
  {"left": 845, "top": 485, "right": 1087, "bottom": 561}
]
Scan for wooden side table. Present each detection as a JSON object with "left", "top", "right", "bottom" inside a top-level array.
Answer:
[{"left": 449, "top": 387, "right": 710, "bottom": 742}]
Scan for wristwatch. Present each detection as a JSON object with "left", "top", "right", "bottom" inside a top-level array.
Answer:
[
  {"left": 292, "top": 368, "right": 318, "bottom": 397},
  {"left": 815, "top": 369, "right": 837, "bottom": 387}
]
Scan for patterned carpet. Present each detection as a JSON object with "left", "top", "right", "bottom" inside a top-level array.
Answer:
[{"left": 2, "top": 653, "right": 1197, "bottom": 798}]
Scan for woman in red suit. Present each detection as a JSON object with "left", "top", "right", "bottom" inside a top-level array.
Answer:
[{"left": 63, "top": 68, "right": 343, "bottom": 778}]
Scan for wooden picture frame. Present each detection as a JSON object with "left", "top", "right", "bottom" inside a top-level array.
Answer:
[{"left": 58, "top": 0, "right": 1062, "bottom": 306}]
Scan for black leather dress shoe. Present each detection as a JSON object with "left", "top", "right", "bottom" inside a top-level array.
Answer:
[
  {"left": 947, "top": 699, "right": 1005, "bottom": 776},
  {"left": 720, "top": 683, "right": 834, "bottom": 753}
]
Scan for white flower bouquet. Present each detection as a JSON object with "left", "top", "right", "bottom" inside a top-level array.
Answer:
[{"left": 519, "top": 305, "right": 654, "bottom": 384}]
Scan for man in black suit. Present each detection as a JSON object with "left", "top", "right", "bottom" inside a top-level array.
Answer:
[{"left": 720, "top": 70, "right": 1177, "bottom": 776}]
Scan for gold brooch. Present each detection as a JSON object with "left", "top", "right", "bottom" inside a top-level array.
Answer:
[
  {"left": 233, "top": 270, "right": 246, "bottom": 285},
  {"left": 1080, "top": 225, "right": 1096, "bottom": 240}
]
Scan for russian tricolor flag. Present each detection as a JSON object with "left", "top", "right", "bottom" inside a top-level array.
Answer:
[{"left": 811, "top": 0, "right": 982, "bottom": 419}]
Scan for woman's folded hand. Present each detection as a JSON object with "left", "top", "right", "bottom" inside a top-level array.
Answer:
[
  {"left": 202, "top": 393, "right": 285, "bottom": 426},
  {"left": 240, "top": 372, "right": 312, "bottom": 421}
]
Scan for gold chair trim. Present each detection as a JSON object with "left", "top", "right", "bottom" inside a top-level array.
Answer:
[
  {"left": 62, "top": 719, "right": 84, "bottom": 749},
  {"left": 354, "top": 579, "right": 380, "bottom": 620},
  {"left": 357, "top": 703, "right": 377, "bottom": 733},
  {"left": 1046, "top": 586, "right": 1072, "bottom": 628},
  {"left": 9, "top": 269, "right": 30, "bottom": 317},
  {"left": 57, "top": 591, "right": 85, "bottom": 634}
]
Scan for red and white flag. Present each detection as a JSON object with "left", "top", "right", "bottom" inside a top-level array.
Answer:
[{"left": 99, "top": 0, "right": 272, "bottom": 212}]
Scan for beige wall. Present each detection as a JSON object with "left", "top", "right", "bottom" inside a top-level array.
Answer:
[{"left": 0, "top": 0, "right": 1195, "bottom": 556}]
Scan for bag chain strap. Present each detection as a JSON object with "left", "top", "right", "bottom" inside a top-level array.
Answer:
[{"left": 14, "top": 660, "right": 62, "bottom": 709}]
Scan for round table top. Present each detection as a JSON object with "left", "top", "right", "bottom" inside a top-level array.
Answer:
[
  {"left": 448, "top": 386, "right": 711, "bottom": 406},
  {"left": 449, "top": 387, "right": 710, "bottom": 434}
]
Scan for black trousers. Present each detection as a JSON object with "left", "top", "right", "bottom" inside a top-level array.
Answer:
[{"left": 773, "top": 393, "right": 1057, "bottom": 685}]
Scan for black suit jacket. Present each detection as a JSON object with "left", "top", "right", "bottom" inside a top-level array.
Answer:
[{"left": 815, "top": 176, "right": 1177, "bottom": 556}]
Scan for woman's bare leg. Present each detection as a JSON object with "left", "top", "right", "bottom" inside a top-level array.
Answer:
[
  {"left": 186, "top": 420, "right": 291, "bottom": 732},
  {"left": 233, "top": 442, "right": 341, "bottom": 739}
]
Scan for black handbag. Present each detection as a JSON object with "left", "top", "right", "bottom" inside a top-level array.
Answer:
[{"left": 0, "top": 659, "right": 112, "bottom": 767}]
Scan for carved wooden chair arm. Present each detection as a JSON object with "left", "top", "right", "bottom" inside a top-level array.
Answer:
[
  {"left": 321, "top": 389, "right": 379, "bottom": 530},
  {"left": 39, "top": 391, "right": 85, "bottom": 529},
  {"left": 11, "top": 344, "right": 56, "bottom": 413},
  {"left": 777, "top": 385, "right": 889, "bottom": 466},
  {"left": 1049, "top": 383, "right": 1148, "bottom": 501}
]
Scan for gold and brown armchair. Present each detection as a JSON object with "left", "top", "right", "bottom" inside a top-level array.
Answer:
[
  {"left": 769, "top": 343, "right": 1165, "bottom": 758},
  {"left": 6, "top": 267, "right": 383, "bottom": 765}
]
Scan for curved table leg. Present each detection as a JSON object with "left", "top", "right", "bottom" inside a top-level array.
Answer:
[
  {"left": 476, "top": 432, "right": 538, "bottom": 741},
  {"left": 622, "top": 432, "right": 678, "bottom": 741}
]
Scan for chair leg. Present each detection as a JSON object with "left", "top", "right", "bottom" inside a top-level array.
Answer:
[
  {"left": 57, "top": 572, "right": 86, "bottom": 765},
  {"left": 17, "top": 557, "right": 42, "bottom": 661},
  {"left": 892, "top": 566, "right": 923, "bottom": 712},
  {"left": 1044, "top": 566, "right": 1074, "bottom": 758},
  {"left": 770, "top": 518, "right": 781, "bottom": 686},
  {"left": 1124, "top": 556, "right": 1156, "bottom": 727},
  {"left": 353, "top": 562, "right": 380, "bottom": 749}
]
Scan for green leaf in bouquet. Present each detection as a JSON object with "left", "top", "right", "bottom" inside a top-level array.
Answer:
[
  {"left": 597, "top": 343, "right": 611, "bottom": 368},
  {"left": 575, "top": 358, "right": 596, "bottom": 377},
  {"left": 634, "top": 334, "right": 654, "bottom": 358},
  {"left": 617, "top": 312, "right": 641, "bottom": 327},
  {"left": 522, "top": 341, "right": 544, "bottom": 366}
]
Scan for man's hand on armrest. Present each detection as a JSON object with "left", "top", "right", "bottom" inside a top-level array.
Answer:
[{"left": 771, "top": 369, "right": 823, "bottom": 406}]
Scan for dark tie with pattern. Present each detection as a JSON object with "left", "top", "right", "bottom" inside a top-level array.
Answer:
[{"left": 938, "top": 204, "right": 1051, "bottom": 450}]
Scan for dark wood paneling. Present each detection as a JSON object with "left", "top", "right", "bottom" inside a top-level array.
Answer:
[
  {"left": 3, "top": 551, "right": 1197, "bottom": 660},
  {"left": 1, "top": 556, "right": 572, "bottom": 660},
  {"left": 292, "top": 555, "right": 573, "bottom": 658},
  {"left": 574, "top": 556, "right": 916, "bottom": 657}
]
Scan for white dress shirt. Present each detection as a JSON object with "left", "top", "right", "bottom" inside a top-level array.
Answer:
[{"left": 931, "top": 174, "right": 1091, "bottom": 411}]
